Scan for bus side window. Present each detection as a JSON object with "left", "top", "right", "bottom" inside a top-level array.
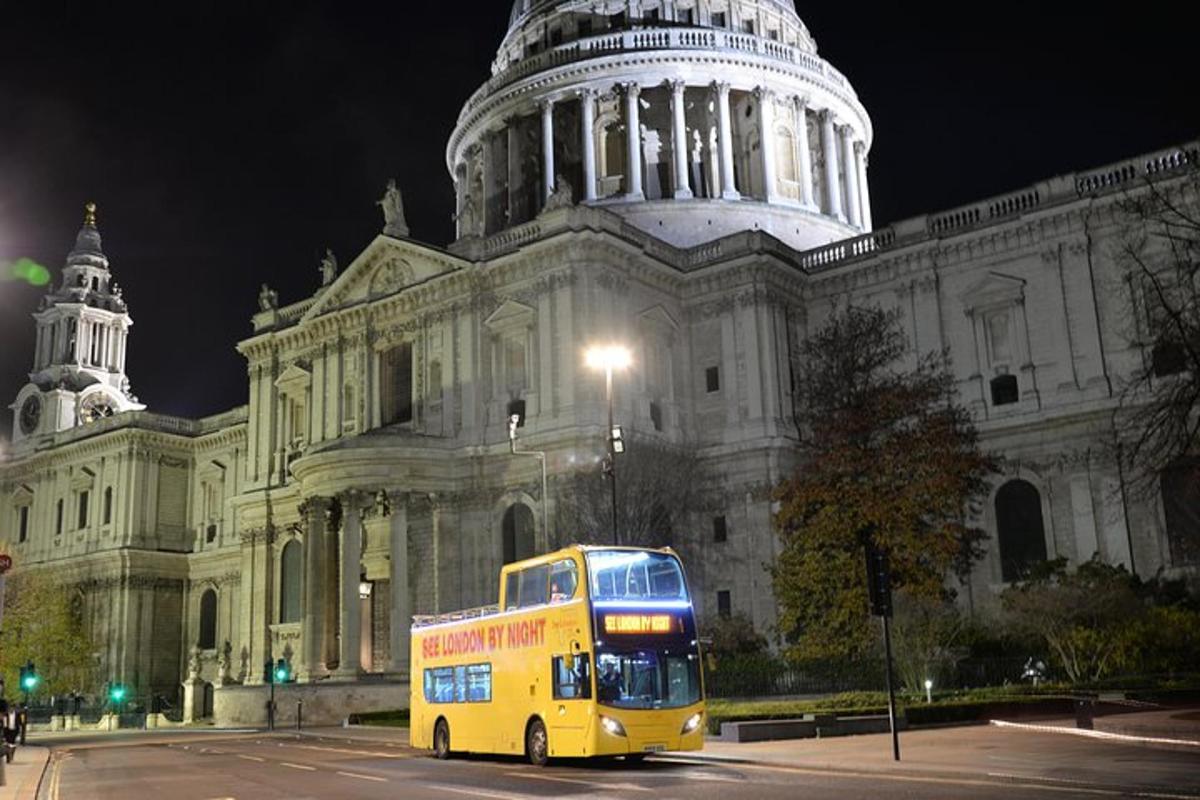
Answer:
[
  {"left": 505, "top": 572, "right": 520, "bottom": 611},
  {"left": 518, "top": 564, "right": 550, "bottom": 608},
  {"left": 549, "top": 559, "right": 578, "bottom": 603},
  {"left": 552, "top": 654, "right": 591, "bottom": 700}
]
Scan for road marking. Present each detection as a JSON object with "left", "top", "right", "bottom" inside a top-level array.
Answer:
[
  {"left": 337, "top": 770, "right": 388, "bottom": 782},
  {"left": 503, "top": 771, "right": 653, "bottom": 793},
  {"left": 280, "top": 761, "right": 316, "bottom": 771},
  {"left": 280, "top": 742, "right": 410, "bottom": 759},
  {"left": 237, "top": 754, "right": 265, "bottom": 762},
  {"left": 427, "top": 785, "right": 535, "bottom": 800},
  {"left": 990, "top": 719, "right": 1200, "bottom": 749}
]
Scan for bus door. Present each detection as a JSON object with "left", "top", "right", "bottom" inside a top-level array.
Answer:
[{"left": 548, "top": 651, "right": 593, "bottom": 756}]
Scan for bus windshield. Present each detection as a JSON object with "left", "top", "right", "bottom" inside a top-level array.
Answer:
[
  {"left": 586, "top": 550, "right": 689, "bottom": 602},
  {"left": 595, "top": 648, "right": 702, "bottom": 709}
]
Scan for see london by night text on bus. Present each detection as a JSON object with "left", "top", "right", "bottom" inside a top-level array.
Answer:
[{"left": 410, "top": 545, "right": 706, "bottom": 765}]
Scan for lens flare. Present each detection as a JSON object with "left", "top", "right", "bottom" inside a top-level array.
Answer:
[{"left": 2, "top": 258, "right": 51, "bottom": 286}]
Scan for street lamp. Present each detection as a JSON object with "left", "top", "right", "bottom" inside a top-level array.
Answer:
[
  {"left": 584, "top": 345, "right": 631, "bottom": 546},
  {"left": 508, "top": 414, "right": 549, "bottom": 549}
]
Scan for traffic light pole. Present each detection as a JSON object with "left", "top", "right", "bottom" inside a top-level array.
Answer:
[
  {"left": 268, "top": 675, "right": 276, "bottom": 732},
  {"left": 881, "top": 613, "right": 900, "bottom": 762}
]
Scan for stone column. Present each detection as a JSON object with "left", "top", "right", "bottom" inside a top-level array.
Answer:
[
  {"left": 336, "top": 491, "right": 364, "bottom": 678},
  {"left": 540, "top": 99, "right": 556, "bottom": 203},
  {"left": 714, "top": 82, "right": 739, "bottom": 200},
  {"left": 623, "top": 82, "right": 644, "bottom": 200},
  {"left": 794, "top": 97, "right": 816, "bottom": 209},
  {"left": 580, "top": 88, "right": 598, "bottom": 201},
  {"left": 819, "top": 110, "right": 845, "bottom": 221},
  {"left": 855, "top": 141, "right": 873, "bottom": 231},
  {"left": 840, "top": 125, "right": 862, "bottom": 228},
  {"left": 755, "top": 86, "right": 779, "bottom": 202},
  {"left": 299, "top": 497, "right": 330, "bottom": 681},
  {"left": 388, "top": 493, "right": 411, "bottom": 676},
  {"left": 669, "top": 80, "right": 693, "bottom": 199}
]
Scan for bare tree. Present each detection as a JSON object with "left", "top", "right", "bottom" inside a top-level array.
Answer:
[
  {"left": 554, "top": 438, "right": 704, "bottom": 548},
  {"left": 1111, "top": 160, "right": 1200, "bottom": 500}
]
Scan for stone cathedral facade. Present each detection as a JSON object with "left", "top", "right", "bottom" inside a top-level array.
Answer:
[{"left": 3, "top": 0, "right": 1198, "bottom": 723}]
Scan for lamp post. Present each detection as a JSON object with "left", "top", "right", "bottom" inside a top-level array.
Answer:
[
  {"left": 508, "top": 414, "right": 549, "bottom": 549},
  {"left": 584, "top": 345, "right": 631, "bottom": 546}
]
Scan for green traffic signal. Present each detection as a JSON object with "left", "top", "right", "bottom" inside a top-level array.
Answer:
[
  {"left": 273, "top": 658, "right": 290, "bottom": 683},
  {"left": 110, "top": 684, "right": 127, "bottom": 703},
  {"left": 19, "top": 661, "right": 38, "bottom": 692}
]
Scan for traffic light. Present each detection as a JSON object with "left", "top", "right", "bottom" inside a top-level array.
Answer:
[
  {"left": 864, "top": 541, "right": 893, "bottom": 618},
  {"left": 273, "top": 658, "right": 290, "bottom": 684},
  {"left": 19, "top": 661, "right": 39, "bottom": 693},
  {"left": 109, "top": 683, "right": 127, "bottom": 704}
]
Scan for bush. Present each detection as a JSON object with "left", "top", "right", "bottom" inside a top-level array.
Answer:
[{"left": 353, "top": 708, "right": 410, "bottom": 727}]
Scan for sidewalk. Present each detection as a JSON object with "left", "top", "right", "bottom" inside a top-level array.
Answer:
[{"left": 0, "top": 747, "right": 50, "bottom": 800}]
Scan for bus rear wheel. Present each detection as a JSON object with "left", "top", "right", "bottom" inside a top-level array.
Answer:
[
  {"left": 433, "top": 719, "right": 451, "bottom": 760},
  {"left": 526, "top": 718, "right": 549, "bottom": 767}
]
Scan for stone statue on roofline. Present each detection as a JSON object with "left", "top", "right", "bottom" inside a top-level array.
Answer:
[
  {"left": 258, "top": 283, "right": 278, "bottom": 311},
  {"left": 319, "top": 248, "right": 338, "bottom": 286},
  {"left": 377, "top": 179, "right": 410, "bottom": 238},
  {"left": 541, "top": 174, "right": 575, "bottom": 214},
  {"left": 456, "top": 193, "right": 481, "bottom": 238}
]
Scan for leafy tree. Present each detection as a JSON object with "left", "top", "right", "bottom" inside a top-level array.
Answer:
[
  {"left": 700, "top": 612, "right": 769, "bottom": 658},
  {"left": 0, "top": 569, "right": 96, "bottom": 698},
  {"left": 555, "top": 437, "right": 703, "bottom": 548},
  {"left": 1002, "top": 557, "right": 1141, "bottom": 683},
  {"left": 890, "top": 590, "right": 968, "bottom": 692},
  {"left": 772, "top": 305, "right": 996, "bottom": 661},
  {"left": 1110, "top": 162, "right": 1200, "bottom": 497}
]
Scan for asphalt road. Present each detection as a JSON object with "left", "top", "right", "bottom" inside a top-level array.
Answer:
[{"left": 35, "top": 730, "right": 1200, "bottom": 800}]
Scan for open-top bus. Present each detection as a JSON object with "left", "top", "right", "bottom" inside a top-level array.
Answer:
[{"left": 409, "top": 545, "right": 705, "bottom": 765}]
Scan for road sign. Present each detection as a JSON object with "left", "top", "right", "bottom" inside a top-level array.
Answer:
[{"left": 0, "top": 553, "right": 12, "bottom": 573}]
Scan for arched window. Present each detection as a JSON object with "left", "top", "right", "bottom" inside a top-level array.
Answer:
[
  {"left": 995, "top": 480, "right": 1048, "bottom": 582},
  {"left": 502, "top": 503, "right": 536, "bottom": 565},
  {"left": 198, "top": 588, "right": 217, "bottom": 650},
  {"left": 279, "top": 540, "right": 302, "bottom": 623}
]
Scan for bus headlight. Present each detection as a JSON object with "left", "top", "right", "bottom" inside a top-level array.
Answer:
[
  {"left": 600, "top": 715, "right": 627, "bottom": 737},
  {"left": 680, "top": 713, "right": 702, "bottom": 734}
]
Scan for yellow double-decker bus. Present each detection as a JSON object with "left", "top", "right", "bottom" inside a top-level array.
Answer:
[{"left": 410, "top": 545, "right": 705, "bottom": 765}]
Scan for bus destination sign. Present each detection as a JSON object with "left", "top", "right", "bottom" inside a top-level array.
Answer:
[{"left": 603, "top": 613, "right": 676, "bottom": 634}]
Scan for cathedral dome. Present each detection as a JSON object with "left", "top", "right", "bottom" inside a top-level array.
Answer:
[{"left": 449, "top": 1, "right": 873, "bottom": 250}]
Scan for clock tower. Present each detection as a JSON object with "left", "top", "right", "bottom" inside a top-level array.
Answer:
[{"left": 10, "top": 203, "right": 145, "bottom": 446}]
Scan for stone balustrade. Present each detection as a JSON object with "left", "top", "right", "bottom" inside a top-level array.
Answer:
[{"left": 461, "top": 26, "right": 853, "bottom": 121}]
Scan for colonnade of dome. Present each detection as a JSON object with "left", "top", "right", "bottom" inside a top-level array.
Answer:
[{"left": 448, "top": 0, "right": 874, "bottom": 249}]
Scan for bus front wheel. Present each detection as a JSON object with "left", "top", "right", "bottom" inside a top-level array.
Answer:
[
  {"left": 433, "top": 719, "right": 451, "bottom": 760},
  {"left": 526, "top": 718, "right": 549, "bottom": 767}
]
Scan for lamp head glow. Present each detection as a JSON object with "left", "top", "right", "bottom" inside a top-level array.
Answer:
[
  {"left": 924, "top": 679, "right": 933, "bottom": 690},
  {"left": 584, "top": 345, "right": 631, "bottom": 371}
]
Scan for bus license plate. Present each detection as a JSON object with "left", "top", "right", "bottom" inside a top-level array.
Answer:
[{"left": 643, "top": 744, "right": 666, "bottom": 753}]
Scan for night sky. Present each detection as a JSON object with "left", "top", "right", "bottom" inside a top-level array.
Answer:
[{"left": 1, "top": 2, "right": 1197, "bottom": 440}]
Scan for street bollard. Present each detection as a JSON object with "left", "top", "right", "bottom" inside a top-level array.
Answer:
[
  {"left": 1074, "top": 697, "right": 1095, "bottom": 730},
  {"left": 296, "top": 700, "right": 303, "bottom": 730}
]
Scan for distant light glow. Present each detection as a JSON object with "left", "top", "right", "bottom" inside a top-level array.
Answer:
[
  {"left": 584, "top": 345, "right": 632, "bottom": 371},
  {"left": 2, "top": 258, "right": 51, "bottom": 286}
]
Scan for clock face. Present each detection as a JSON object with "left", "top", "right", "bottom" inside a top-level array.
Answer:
[
  {"left": 19, "top": 394, "right": 42, "bottom": 435},
  {"left": 79, "top": 392, "right": 117, "bottom": 424}
]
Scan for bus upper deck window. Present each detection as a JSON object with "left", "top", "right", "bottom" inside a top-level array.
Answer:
[
  {"left": 519, "top": 564, "right": 550, "bottom": 608},
  {"left": 549, "top": 559, "right": 578, "bottom": 602},
  {"left": 505, "top": 572, "right": 520, "bottom": 610}
]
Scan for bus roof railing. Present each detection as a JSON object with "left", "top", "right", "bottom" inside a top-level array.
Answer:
[{"left": 412, "top": 603, "right": 501, "bottom": 629}]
